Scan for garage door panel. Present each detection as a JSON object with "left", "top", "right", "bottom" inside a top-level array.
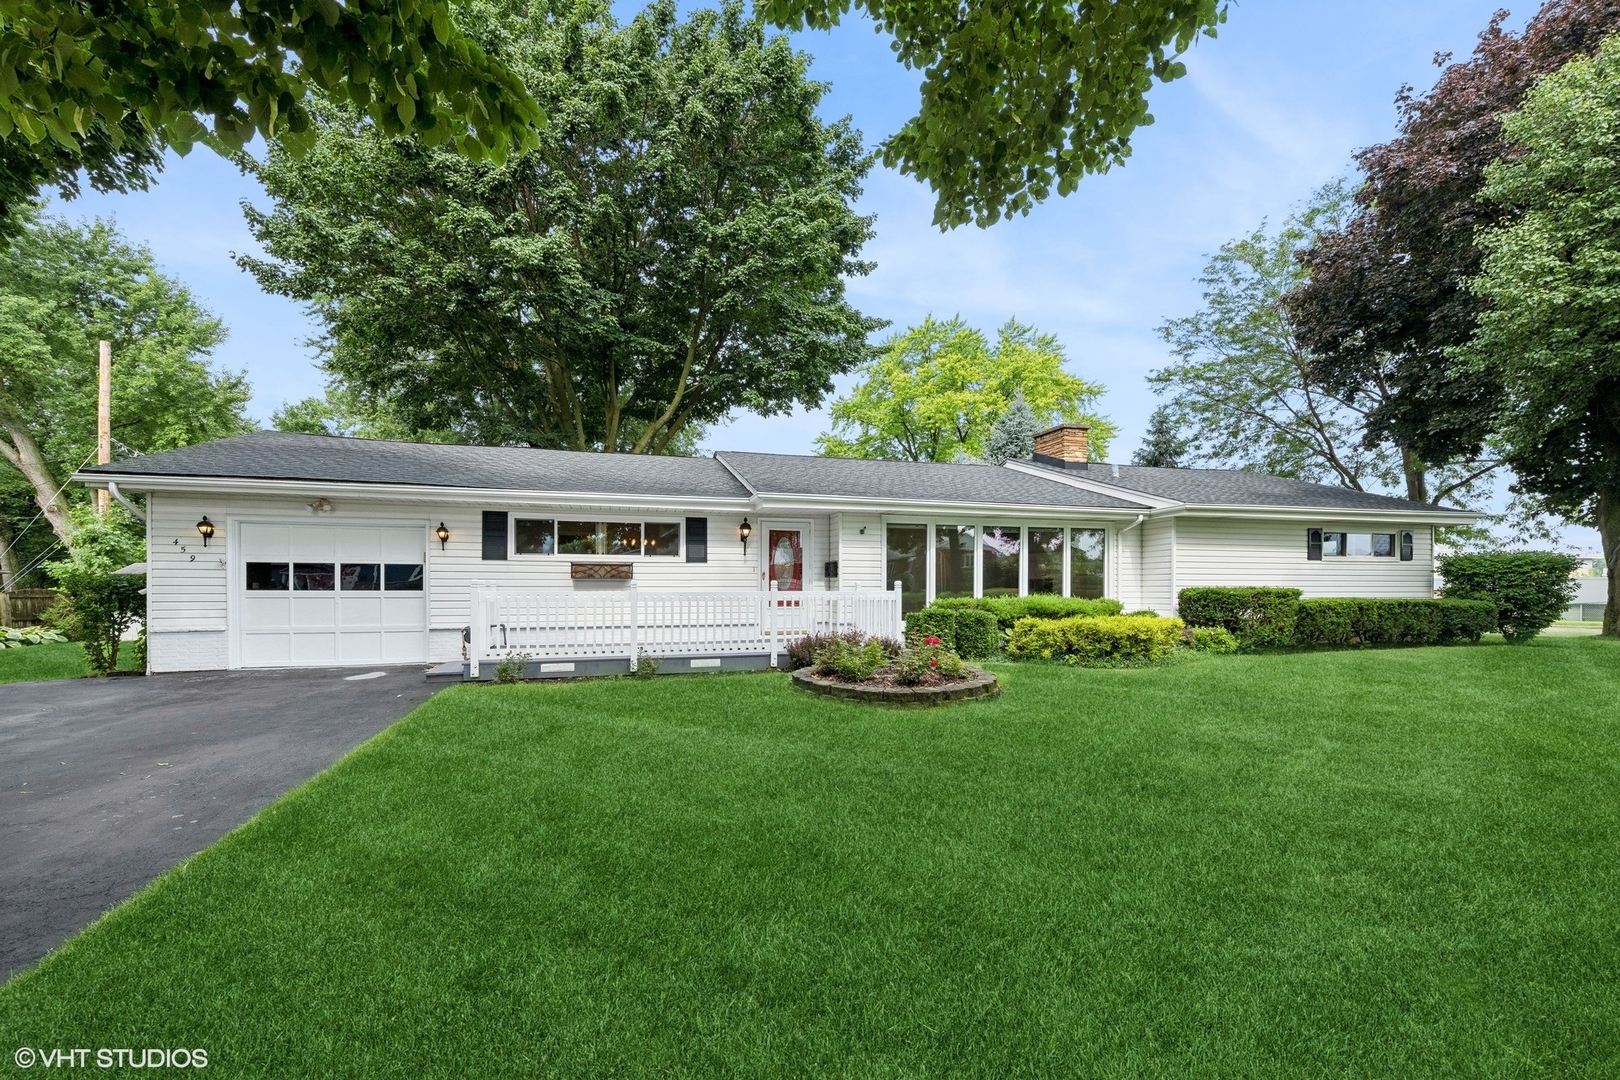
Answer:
[
  {"left": 383, "top": 631, "right": 427, "bottom": 663},
  {"left": 338, "top": 528, "right": 383, "bottom": 561},
  {"left": 340, "top": 633, "right": 384, "bottom": 663},
  {"left": 235, "top": 522, "right": 428, "bottom": 669},
  {"left": 291, "top": 529, "right": 338, "bottom": 560},
  {"left": 241, "top": 525, "right": 290, "bottom": 559},
  {"left": 381, "top": 528, "right": 424, "bottom": 562},
  {"left": 291, "top": 632, "right": 339, "bottom": 664},
  {"left": 382, "top": 595, "right": 426, "bottom": 629},
  {"left": 241, "top": 596, "right": 290, "bottom": 630},
  {"left": 291, "top": 596, "right": 338, "bottom": 627},
  {"left": 241, "top": 633, "right": 292, "bottom": 667}
]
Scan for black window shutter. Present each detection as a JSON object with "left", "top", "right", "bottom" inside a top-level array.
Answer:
[
  {"left": 685, "top": 517, "right": 708, "bottom": 563},
  {"left": 1400, "top": 530, "right": 1414, "bottom": 562},
  {"left": 482, "top": 511, "right": 508, "bottom": 561},
  {"left": 1307, "top": 528, "right": 1323, "bottom": 561}
]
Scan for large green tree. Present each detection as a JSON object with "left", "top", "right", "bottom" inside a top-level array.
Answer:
[
  {"left": 0, "top": 206, "right": 251, "bottom": 556},
  {"left": 763, "top": 0, "right": 1226, "bottom": 228},
  {"left": 1285, "top": 0, "right": 1620, "bottom": 478},
  {"left": 0, "top": 0, "right": 542, "bottom": 233},
  {"left": 816, "top": 316, "right": 1113, "bottom": 462},
  {"left": 242, "top": 0, "right": 877, "bottom": 455},
  {"left": 1152, "top": 183, "right": 1498, "bottom": 505},
  {"left": 1461, "top": 35, "right": 1620, "bottom": 637}
]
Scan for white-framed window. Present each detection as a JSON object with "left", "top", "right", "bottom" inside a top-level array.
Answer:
[
  {"left": 884, "top": 520, "right": 1110, "bottom": 612},
  {"left": 512, "top": 518, "right": 681, "bottom": 558},
  {"left": 1309, "top": 528, "right": 1413, "bottom": 561}
]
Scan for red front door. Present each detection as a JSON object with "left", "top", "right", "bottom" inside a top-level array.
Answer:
[{"left": 768, "top": 528, "right": 804, "bottom": 592}]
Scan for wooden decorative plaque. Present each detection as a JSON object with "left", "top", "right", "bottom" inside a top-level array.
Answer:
[{"left": 571, "top": 562, "right": 634, "bottom": 580}]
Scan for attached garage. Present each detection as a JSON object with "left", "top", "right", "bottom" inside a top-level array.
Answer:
[{"left": 233, "top": 522, "right": 429, "bottom": 668}]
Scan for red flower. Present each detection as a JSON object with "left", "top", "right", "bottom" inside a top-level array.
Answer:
[
  {"left": 929, "top": 658, "right": 938, "bottom": 668},
  {"left": 924, "top": 636, "right": 941, "bottom": 646}
]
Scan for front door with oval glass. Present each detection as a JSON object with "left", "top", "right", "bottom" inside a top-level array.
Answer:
[{"left": 763, "top": 525, "right": 806, "bottom": 592}]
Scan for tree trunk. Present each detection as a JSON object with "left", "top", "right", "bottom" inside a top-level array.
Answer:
[
  {"left": 1598, "top": 487, "right": 1620, "bottom": 639},
  {"left": 0, "top": 412, "right": 74, "bottom": 544},
  {"left": 0, "top": 519, "right": 17, "bottom": 591},
  {"left": 1400, "top": 445, "right": 1429, "bottom": 504}
]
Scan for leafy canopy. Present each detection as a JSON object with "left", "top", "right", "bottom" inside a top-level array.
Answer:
[
  {"left": 242, "top": 0, "right": 877, "bottom": 455},
  {"left": 0, "top": 205, "right": 251, "bottom": 550},
  {"left": 0, "top": 0, "right": 543, "bottom": 231},
  {"left": 816, "top": 316, "right": 1113, "bottom": 463},
  {"left": 1461, "top": 33, "right": 1620, "bottom": 635},
  {"left": 762, "top": 0, "right": 1226, "bottom": 228},
  {"left": 1285, "top": 0, "right": 1620, "bottom": 473},
  {"left": 1153, "top": 181, "right": 1497, "bottom": 506}
]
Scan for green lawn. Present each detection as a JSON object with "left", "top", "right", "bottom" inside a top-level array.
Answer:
[
  {"left": 4, "top": 640, "right": 1619, "bottom": 1077},
  {"left": 0, "top": 640, "right": 140, "bottom": 683}
]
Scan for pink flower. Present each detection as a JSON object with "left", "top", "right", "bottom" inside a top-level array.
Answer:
[
  {"left": 930, "top": 658, "right": 938, "bottom": 668},
  {"left": 924, "top": 636, "right": 941, "bottom": 646}
]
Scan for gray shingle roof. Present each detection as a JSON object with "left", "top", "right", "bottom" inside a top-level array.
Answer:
[
  {"left": 716, "top": 452, "right": 1150, "bottom": 509},
  {"left": 83, "top": 431, "right": 753, "bottom": 500},
  {"left": 1025, "top": 460, "right": 1466, "bottom": 514},
  {"left": 81, "top": 432, "right": 1463, "bottom": 515}
]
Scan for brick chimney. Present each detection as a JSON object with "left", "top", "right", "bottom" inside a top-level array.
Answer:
[{"left": 1032, "top": 423, "right": 1090, "bottom": 470}]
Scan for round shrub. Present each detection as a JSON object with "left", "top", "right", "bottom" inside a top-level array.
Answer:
[
  {"left": 1438, "top": 551, "right": 1580, "bottom": 643},
  {"left": 1177, "top": 587, "right": 1301, "bottom": 648},
  {"left": 1187, "top": 626, "right": 1239, "bottom": 653},
  {"left": 1006, "top": 614, "right": 1185, "bottom": 666}
]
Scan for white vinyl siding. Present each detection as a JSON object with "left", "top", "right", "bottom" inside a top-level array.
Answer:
[
  {"left": 837, "top": 512, "right": 886, "bottom": 590},
  {"left": 1139, "top": 518, "right": 1176, "bottom": 615},
  {"left": 1112, "top": 521, "right": 1144, "bottom": 612},
  {"left": 145, "top": 494, "right": 833, "bottom": 672},
  {"left": 1172, "top": 517, "right": 1435, "bottom": 598}
]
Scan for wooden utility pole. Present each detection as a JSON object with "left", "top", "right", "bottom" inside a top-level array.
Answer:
[{"left": 96, "top": 339, "right": 111, "bottom": 515}]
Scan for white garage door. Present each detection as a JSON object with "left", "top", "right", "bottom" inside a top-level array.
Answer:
[{"left": 236, "top": 523, "right": 429, "bottom": 668}]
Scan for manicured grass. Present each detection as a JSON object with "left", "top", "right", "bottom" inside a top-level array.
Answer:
[
  {"left": 5, "top": 640, "right": 1620, "bottom": 1076},
  {"left": 0, "top": 640, "right": 139, "bottom": 683}
]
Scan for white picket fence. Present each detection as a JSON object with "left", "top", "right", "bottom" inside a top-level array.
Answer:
[{"left": 467, "top": 582, "right": 904, "bottom": 676}]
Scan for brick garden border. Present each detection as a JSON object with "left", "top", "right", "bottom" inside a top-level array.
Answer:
[{"left": 790, "top": 666, "right": 1000, "bottom": 706}]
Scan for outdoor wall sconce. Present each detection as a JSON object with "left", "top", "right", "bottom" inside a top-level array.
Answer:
[
  {"left": 196, "top": 516, "right": 215, "bottom": 546},
  {"left": 435, "top": 522, "right": 451, "bottom": 551},
  {"left": 739, "top": 517, "right": 753, "bottom": 556}
]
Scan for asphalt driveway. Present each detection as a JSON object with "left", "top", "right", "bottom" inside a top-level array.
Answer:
[{"left": 1, "top": 667, "right": 444, "bottom": 981}]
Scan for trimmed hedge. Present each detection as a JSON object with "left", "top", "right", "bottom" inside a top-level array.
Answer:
[
  {"left": 1006, "top": 615, "right": 1185, "bottom": 665},
  {"left": 931, "top": 595, "right": 1123, "bottom": 631},
  {"left": 902, "top": 607, "right": 999, "bottom": 659},
  {"left": 1177, "top": 587, "right": 1301, "bottom": 648},
  {"left": 1438, "top": 551, "right": 1580, "bottom": 643},
  {"left": 1290, "top": 598, "right": 1498, "bottom": 647},
  {"left": 1180, "top": 588, "right": 1499, "bottom": 648}
]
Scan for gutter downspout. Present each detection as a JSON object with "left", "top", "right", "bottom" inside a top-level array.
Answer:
[
  {"left": 107, "top": 481, "right": 150, "bottom": 676},
  {"left": 106, "top": 481, "right": 145, "bottom": 523},
  {"left": 1116, "top": 514, "right": 1146, "bottom": 609}
]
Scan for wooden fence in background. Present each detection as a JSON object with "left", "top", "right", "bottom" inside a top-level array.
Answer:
[{"left": 1, "top": 589, "right": 59, "bottom": 627}]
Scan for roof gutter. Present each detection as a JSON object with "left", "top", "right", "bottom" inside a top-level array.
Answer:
[
  {"left": 106, "top": 480, "right": 146, "bottom": 524},
  {"left": 73, "top": 472, "right": 756, "bottom": 513}
]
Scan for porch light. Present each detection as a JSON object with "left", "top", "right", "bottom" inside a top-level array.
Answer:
[
  {"left": 435, "top": 522, "right": 451, "bottom": 550},
  {"left": 196, "top": 516, "right": 215, "bottom": 546},
  {"left": 739, "top": 517, "right": 753, "bottom": 555}
]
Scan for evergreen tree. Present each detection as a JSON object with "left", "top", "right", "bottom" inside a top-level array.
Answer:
[
  {"left": 1133, "top": 407, "right": 1191, "bottom": 468},
  {"left": 985, "top": 392, "right": 1037, "bottom": 465}
]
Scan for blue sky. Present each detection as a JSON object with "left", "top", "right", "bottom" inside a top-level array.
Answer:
[{"left": 50, "top": 2, "right": 1537, "bottom": 467}]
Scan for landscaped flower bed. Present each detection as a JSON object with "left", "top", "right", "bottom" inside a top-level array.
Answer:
[{"left": 788, "top": 632, "right": 1000, "bottom": 704}]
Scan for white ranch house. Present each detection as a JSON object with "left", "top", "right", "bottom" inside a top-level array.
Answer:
[{"left": 77, "top": 424, "right": 1478, "bottom": 676}]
